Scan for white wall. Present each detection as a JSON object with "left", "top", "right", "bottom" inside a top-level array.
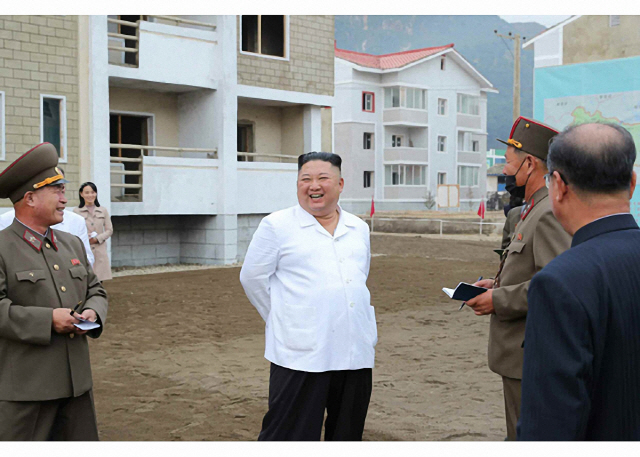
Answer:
[
  {"left": 531, "top": 27, "right": 563, "bottom": 68},
  {"left": 177, "top": 89, "right": 217, "bottom": 152}
]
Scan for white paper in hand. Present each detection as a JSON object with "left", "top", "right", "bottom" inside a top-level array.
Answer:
[{"left": 73, "top": 317, "right": 101, "bottom": 331}]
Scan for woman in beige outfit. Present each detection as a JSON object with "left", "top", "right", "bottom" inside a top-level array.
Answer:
[{"left": 73, "top": 182, "right": 113, "bottom": 281}]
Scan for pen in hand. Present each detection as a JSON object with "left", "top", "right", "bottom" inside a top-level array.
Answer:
[
  {"left": 459, "top": 276, "right": 483, "bottom": 311},
  {"left": 70, "top": 301, "right": 83, "bottom": 317}
]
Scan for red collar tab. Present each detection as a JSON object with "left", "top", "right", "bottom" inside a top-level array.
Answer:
[
  {"left": 521, "top": 198, "right": 535, "bottom": 221},
  {"left": 23, "top": 229, "right": 42, "bottom": 252},
  {"left": 47, "top": 229, "right": 58, "bottom": 251}
]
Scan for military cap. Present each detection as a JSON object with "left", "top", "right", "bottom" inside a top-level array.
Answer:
[
  {"left": 0, "top": 143, "right": 69, "bottom": 203},
  {"left": 497, "top": 116, "right": 559, "bottom": 161}
]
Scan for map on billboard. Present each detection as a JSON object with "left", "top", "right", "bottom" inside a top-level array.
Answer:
[
  {"left": 544, "top": 91, "right": 640, "bottom": 222},
  {"left": 544, "top": 91, "right": 640, "bottom": 164}
]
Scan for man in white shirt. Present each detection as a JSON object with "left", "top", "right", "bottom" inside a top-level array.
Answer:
[
  {"left": 240, "top": 152, "right": 376, "bottom": 441},
  {"left": 0, "top": 209, "right": 95, "bottom": 267}
]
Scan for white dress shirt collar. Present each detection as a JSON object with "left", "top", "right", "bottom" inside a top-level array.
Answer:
[{"left": 295, "top": 203, "right": 357, "bottom": 239}]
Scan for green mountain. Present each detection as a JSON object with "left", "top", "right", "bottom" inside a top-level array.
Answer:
[{"left": 335, "top": 15, "right": 546, "bottom": 150}]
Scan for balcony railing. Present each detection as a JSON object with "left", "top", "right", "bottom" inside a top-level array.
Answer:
[
  {"left": 108, "top": 16, "right": 217, "bottom": 68},
  {"left": 237, "top": 152, "right": 298, "bottom": 163},
  {"left": 110, "top": 143, "right": 218, "bottom": 202}
]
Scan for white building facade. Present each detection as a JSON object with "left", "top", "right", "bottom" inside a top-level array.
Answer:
[
  {"left": 76, "top": 15, "right": 335, "bottom": 267},
  {"left": 333, "top": 44, "right": 496, "bottom": 213}
]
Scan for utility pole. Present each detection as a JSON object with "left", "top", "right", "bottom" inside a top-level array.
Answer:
[{"left": 495, "top": 30, "right": 524, "bottom": 123}]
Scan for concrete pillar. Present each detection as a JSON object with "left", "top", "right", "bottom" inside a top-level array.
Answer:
[
  {"left": 85, "top": 16, "right": 112, "bottom": 262},
  {"left": 303, "top": 105, "right": 322, "bottom": 153},
  {"left": 213, "top": 15, "right": 238, "bottom": 264},
  {"left": 375, "top": 95, "right": 385, "bottom": 201}
]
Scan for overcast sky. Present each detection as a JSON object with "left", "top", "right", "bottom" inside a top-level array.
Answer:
[{"left": 499, "top": 15, "right": 572, "bottom": 28}]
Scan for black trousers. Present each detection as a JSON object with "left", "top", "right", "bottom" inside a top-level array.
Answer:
[
  {"left": 0, "top": 389, "right": 99, "bottom": 441},
  {"left": 258, "top": 363, "right": 372, "bottom": 441}
]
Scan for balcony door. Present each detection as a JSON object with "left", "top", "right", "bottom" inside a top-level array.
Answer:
[{"left": 110, "top": 113, "right": 150, "bottom": 200}]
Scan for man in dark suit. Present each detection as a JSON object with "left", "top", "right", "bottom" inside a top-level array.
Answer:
[{"left": 518, "top": 122, "right": 640, "bottom": 440}]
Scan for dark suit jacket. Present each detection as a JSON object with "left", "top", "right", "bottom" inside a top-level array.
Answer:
[{"left": 518, "top": 214, "right": 640, "bottom": 440}]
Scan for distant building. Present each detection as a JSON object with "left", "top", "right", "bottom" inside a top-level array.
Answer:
[
  {"left": 333, "top": 43, "right": 496, "bottom": 213},
  {"left": 487, "top": 148, "right": 506, "bottom": 168},
  {"left": 524, "top": 15, "right": 640, "bottom": 222}
]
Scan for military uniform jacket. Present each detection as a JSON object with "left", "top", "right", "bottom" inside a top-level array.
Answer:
[
  {"left": 0, "top": 219, "right": 108, "bottom": 401},
  {"left": 501, "top": 206, "right": 523, "bottom": 250},
  {"left": 489, "top": 187, "right": 571, "bottom": 379}
]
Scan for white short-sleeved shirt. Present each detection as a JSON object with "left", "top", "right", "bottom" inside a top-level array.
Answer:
[{"left": 240, "top": 204, "right": 376, "bottom": 373}]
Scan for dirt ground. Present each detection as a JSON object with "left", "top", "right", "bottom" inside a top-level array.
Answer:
[{"left": 90, "top": 233, "right": 507, "bottom": 441}]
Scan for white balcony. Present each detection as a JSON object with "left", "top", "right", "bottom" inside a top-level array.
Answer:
[
  {"left": 108, "top": 17, "right": 219, "bottom": 91},
  {"left": 110, "top": 144, "right": 218, "bottom": 216},
  {"left": 456, "top": 113, "right": 482, "bottom": 130},
  {"left": 383, "top": 108, "right": 429, "bottom": 126},
  {"left": 384, "top": 147, "right": 429, "bottom": 163}
]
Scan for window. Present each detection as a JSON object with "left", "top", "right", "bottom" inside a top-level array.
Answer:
[
  {"left": 362, "top": 92, "right": 375, "bottom": 112},
  {"left": 610, "top": 15, "right": 621, "bottom": 27},
  {"left": 241, "top": 15, "right": 287, "bottom": 58},
  {"left": 363, "top": 132, "right": 373, "bottom": 150},
  {"left": 438, "top": 98, "right": 447, "bottom": 115},
  {"left": 391, "top": 135, "right": 403, "bottom": 148},
  {"left": 384, "top": 87, "right": 427, "bottom": 110},
  {"left": 472, "top": 140, "right": 480, "bottom": 152},
  {"left": 0, "top": 91, "right": 4, "bottom": 160},
  {"left": 385, "top": 165, "right": 427, "bottom": 186},
  {"left": 364, "top": 171, "right": 373, "bottom": 188},
  {"left": 457, "top": 94, "right": 480, "bottom": 115},
  {"left": 440, "top": 55, "right": 446, "bottom": 70},
  {"left": 40, "top": 95, "right": 67, "bottom": 161},
  {"left": 437, "top": 136, "right": 447, "bottom": 153},
  {"left": 458, "top": 166, "right": 479, "bottom": 187},
  {"left": 384, "top": 87, "right": 400, "bottom": 108},
  {"left": 437, "top": 172, "right": 446, "bottom": 185},
  {"left": 405, "top": 88, "right": 427, "bottom": 110}
]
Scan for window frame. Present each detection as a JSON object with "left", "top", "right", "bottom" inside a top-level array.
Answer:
[
  {"left": 363, "top": 171, "right": 373, "bottom": 188},
  {"left": 458, "top": 165, "right": 480, "bottom": 188},
  {"left": 391, "top": 134, "right": 404, "bottom": 148},
  {"left": 384, "top": 86, "right": 427, "bottom": 110},
  {"left": 362, "top": 91, "right": 375, "bottom": 113},
  {"left": 437, "top": 172, "right": 447, "bottom": 185},
  {"left": 437, "top": 135, "right": 447, "bottom": 153},
  {"left": 0, "top": 91, "right": 5, "bottom": 161},
  {"left": 239, "top": 15, "right": 290, "bottom": 61},
  {"left": 384, "top": 164, "right": 427, "bottom": 186},
  {"left": 437, "top": 98, "right": 447, "bottom": 116},
  {"left": 40, "top": 94, "right": 68, "bottom": 163},
  {"left": 472, "top": 140, "right": 480, "bottom": 153},
  {"left": 363, "top": 132, "right": 373, "bottom": 150},
  {"left": 457, "top": 93, "right": 480, "bottom": 116}
]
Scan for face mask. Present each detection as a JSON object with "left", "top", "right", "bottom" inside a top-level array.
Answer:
[{"left": 504, "top": 158, "right": 529, "bottom": 199}]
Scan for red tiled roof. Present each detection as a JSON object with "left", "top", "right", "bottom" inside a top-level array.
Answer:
[{"left": 335, "top": 43, "right": 454, "bottom": 70}]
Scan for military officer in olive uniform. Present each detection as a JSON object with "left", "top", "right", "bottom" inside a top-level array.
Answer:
[
  {"left": 0, "top": 143, "right": 108, "bottom": 440},
  {"left": 465, "top": 117, "right": 572, "bottom": 440}
]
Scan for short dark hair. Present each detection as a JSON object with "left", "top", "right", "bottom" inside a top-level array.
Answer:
[
  {"left": 297, "top": 152, "right": 342, "bottom": 172},
  {"left": 547, "top": 122, "right": 636, "bottom": 194},
  {"left": 78, "top": 181, "right": 101, "bottom": 207}
]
